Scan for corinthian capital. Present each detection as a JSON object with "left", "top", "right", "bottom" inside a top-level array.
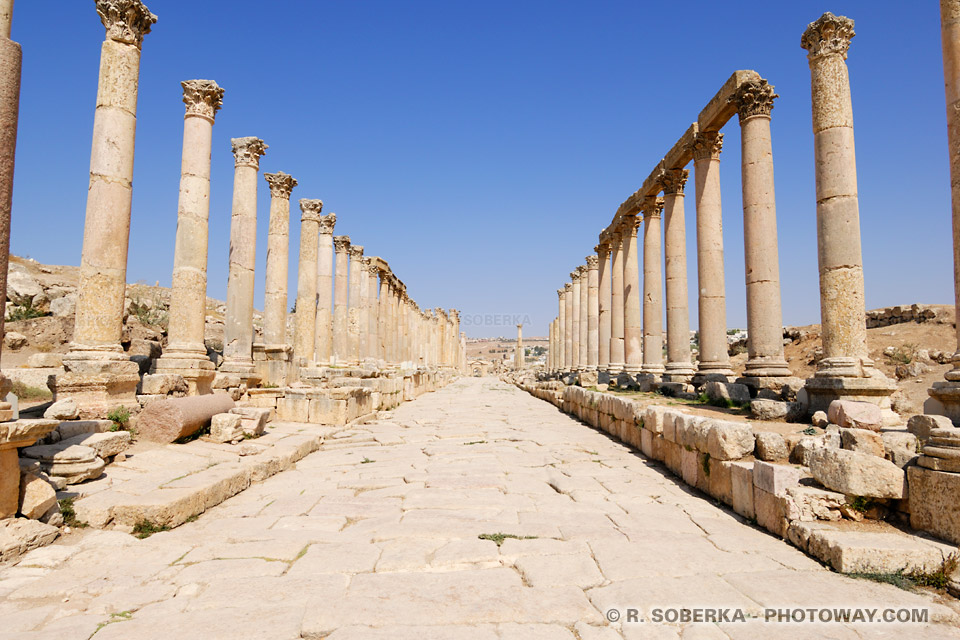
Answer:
[
  {"left": 299, "top": 199, "right": 324, "bottom": 223},
  {"left": 641, "top": 196, "right": 664, "bottom": 219},
  {"left": 619, "top": 214, "right": 640, "bottom": 237},
  {"left": 349, "top": 245, "right": 364, "bottom": 259},
  {"left": 557, "top": 289, "right": 565, "bottom": 298},
  {"left": 660, "top": 168, "right": 688, "bottom": 195},
  {"left": 333, "top": 236, "right": 351, "bottom": 252},
  {"left": 97, "top": 0, "right": 157, "bottom": 48},
  {"left": 564, "top": 283, "right": 572, "bottom": 292},
  {"left": 181, "top": 80, "right": 224, "bottom": 121},
  {"left": 265, "top": 172, "right": 298, "bottom": 200},
  {"left": 730, "top": 79, "right": 778, "bottom": 121},
  {"left": 570, "top": 270, "right": 580, "bottom": 282},
  {"left": 585, "top": 255, "right": 599, "bottom": 270},
  {"left": 318, "top": 213, "right": 336, "bottom": 234},
  {"left": 801, "top": 12, "right": 855, "bottom": 61},
  {"left": 231, "top": 137, "right": 268, "bottom": 169},
  {"left": 690, "top": 131, "right": 723, "bottom": 162},
  {"left": 366, "top": 260, "right": 380, "bottom": 276}
]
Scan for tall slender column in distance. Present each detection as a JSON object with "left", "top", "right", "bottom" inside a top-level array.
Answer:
[
  {"left": 0, "top": 0, "right": 20, "bottom": 416},
  {"left": 661, "top": 168, "right": 695, "bottom": 382},
  {"left": 609, "top": 231, "right": 625, "bottom": 373},
  {"left": 563, "top": 282, "right": 574, "bottom": 372},
  {"left": 622, "top": 215, "right": 642, "bottom": 374},
  {"left": 557, "top": 288, "right": 566, "bottom": 372},
  {"left": 366, "top": 259, "right": 380, "bottom": 363},
  {"left": 293, "top": 199, "right": 323, "bottom": 367},
  {"left": 347, "top": 245, "right": 364, "bottom": 364},
  {"left": 153, "top": 79, "right": 222, "bottom": 395},
  {"left": 597, "top": 242, "right": 611, "bottom": 373},
  {"left": 378, "top": 271, "right": 390, "bottom": 362},
  {"left": 570, "top": 270, "right": 582, "bottom": 371},
  {"left": 313, "top": 213, "right": 336, "bottom": 365},
  {"left": 641, "top": 197, "right": 665, "bottom": 376},
  {"left": 516, "top": 324, "right": 524, "bottom": 370},
  {"left": 332, "top": 236, "right": 351, "bottom": 364},
  {"left": 262, "top": 172, "right": 297, "bottom": 345},
  {"left": 586, "top": 255, "right": 599, "bottom": 372}
]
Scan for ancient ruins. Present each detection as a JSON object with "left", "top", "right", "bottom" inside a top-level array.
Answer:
[{"left": 2, "top": 1, "right": 960, "bottom": 637}]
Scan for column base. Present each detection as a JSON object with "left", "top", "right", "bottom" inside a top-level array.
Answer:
[
  {"left": 253, "top": 343, "right": 295, "bottom": 388},
  {"left": 152, "top": 351, "right": 216, "bottom": 396},
  {"left": 736, "top": 375, "right": 804, "bottom": 399},
  {"left": 743, "top": 356, "right": 792, "bottom": 378},
  {"left": 640, "top": 364, "right": 665, "bottom": 376},
  {"left": 219, "top": 358, "right": 261, "bottom": 388},
  {"left": 606, "top": 362, "right": 625, "bottom": 375},
  {"left": 803, "top": 374, "right": 897, "bottom": 415},
  {"left": 55, "top": 354, "right": 141, "bottom": 419},
  {"left": 924, "top": 381, "right": 960, "bottom": 426},
  {"left": 662, "top": 362, "right": 695, "bottom": 383}
]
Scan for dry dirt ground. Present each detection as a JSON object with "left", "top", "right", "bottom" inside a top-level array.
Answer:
[{"left": 2, "top": 377, "right": 958, "bottom": 639}]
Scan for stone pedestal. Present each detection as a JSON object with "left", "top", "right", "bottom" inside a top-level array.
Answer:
[
  {"left": 332, "top": 236, "right": 350, "bottom": 364},
  {"left": 926, "top": 0, "right": 960, "bottom": 424},
  {"left": 801, "top": 12, "right": 894, "bottom": 410},
  {"left": 609, "top": 232, "right": 625, "bottom": 374},
  {"left": 0, "top": 419, "right": 58, "bottom": 519},
  {"left": 641, "top": 197, "right": 664, "bottom": 377},
  {"left": 732, "top": 79, "right": 792, "bottom": 387},
  {"left": 153, "top": 80, "right": 222, "bottom": 396},
  {"left": 622, "top": 216, "right": 642, "bottom": 374},
  {"left": 220, "top": 137, "right": 267, "bottom": 386},
  {"left": 691, "top": 131, "right": 733, "bottom": 382},
  {"left": 661, "top": 169, "right": 695, "bottom": 382},
  {"left": 62, "top": 1, "right": 157, "bottom": 416}
]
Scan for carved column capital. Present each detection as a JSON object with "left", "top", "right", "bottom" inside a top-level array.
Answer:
[
  {"left": 660, "top": 168, "right": 689, "bottom": 195},
  {"left": 731, "top": 79, "right": 778, "bottom": 121},
  {"left": 265, "top": 172, "right": 297, "bottom": 200},
  {"left": 557, "top": 289, "right": 565, "bottom": 298},
  {"left": 231, "top": 137, "right": 267, "bottom": 169},
  {"left": 366, "top": 260, "right": 380, "bottom": 276},
  {"left": 570, "top": 270, "right": 581, "bottom": 282},
  {"left": 564, "top": 283, "right": 573, "bottom": 292},
  {"left": 349, "top": 245, "right": 364, "bottom": 260},
  {"left": 801, "top": 12, "right": 855, "bottom": 61},
  {"left": 619, "top": 214, "right": 640, "bottom": 238},
  {"left": 181, "top": 80, "right": 223, "bottom": 121},
  {"left": 690, "top": 131, "right": 723, "bottom": 162},
  {"left": 333, "top": 236, "right": 351, "bottom": 253},
  {"left": 299, "top": 199, "right": 324, "bottom": 223},
  {"left": 641, "top": 196, "right": 664, "bottom": 219},
  {"left": 318, "top": 212, "right": 336, "bottom": 234},
  {"left": 96, "top": 0, "right": 157, "bottom": 48},
  {"left": 586, "top": 255, "right": 599, "bottom": 270}
]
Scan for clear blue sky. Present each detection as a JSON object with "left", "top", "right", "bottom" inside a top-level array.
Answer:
[{"left": 7, "top": 0, "right": 952, "bottom": 339}]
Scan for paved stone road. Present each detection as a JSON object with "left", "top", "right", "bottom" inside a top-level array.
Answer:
[{"left": 2, "top": 377, "right": 959, "bottom": 639}]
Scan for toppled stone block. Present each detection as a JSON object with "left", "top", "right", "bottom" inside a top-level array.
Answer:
[
  {"left": 4, "top": 331, "right": 27, "bottom": 350},
  {"left": 908, "top": 465, "right": 960, "bottom": 545},
  {"left": 840, "top": 428, "right": 885, "bottom": 458},
  {"left": 907, "top": 414, "right": 952, "bottom": 444},
  {"left": 706, "top": 420, "right": 754, "bottom": 461},
  {"left": 0, "top": 518, "right": 59, "bottom": 564},
  {"left": 753, "top": 460, "right": 802, "bottom": 495},
  {"left": 137, "top": 393, "right": 236, "bottom": 443},
  {"left": 754, "top": 432, "right": 788, "bottom": 461},
  {"left": 811, "top": 411, "right": 829, "bottom": 428},
  {"left": 704, "top": 381, "right": 750, "bottom": 406},
  {"left": 18, "top": 471, "right": 57, "bottom": 520},
  {"left": 212, "top": 373, "right": 242, "bottom": 389},
  {"left": 43, "top": 398, "right": 79, "bottom": 421},
  {"left": 784, "top": 486, "right": 845, "bottom": 521},
  {"left": 141, "top": 373, "right": 188, "bottom": 396},
  {"left": 828, "top": 400, "right": 882, "bottom": 431},
  {"left": 21, "top": 441, "right": 107, "bottom": 483},
  {"left": 59, "top": 431, "right": 131, "bottom": 459},
  {"left": 128, "top": 338, "right": 162, "bottom": 358},
  {"left": 808, "top": 447, "right": 905, "bottom": 499},
  {"left": 881, "top": 431, "right": 919, "bottom": 468},
  {"left": 209, "top": 413, "right": 244, "bottom": 444},
  {"left": 751, "top": 399, "right": 789, "bottom": 421},
  {"left": 26, "top": 353, "right": 63, "bottom": 368},
  {"left": 230, "top": 407, "right": 271, "bottom": 436}
]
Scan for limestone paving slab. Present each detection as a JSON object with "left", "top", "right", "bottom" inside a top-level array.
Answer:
[{"left": 0, "top": 378, "right": 958, "bottom": 638}]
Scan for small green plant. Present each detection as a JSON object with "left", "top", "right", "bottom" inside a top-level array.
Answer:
[
  {"left": 261, "top": 383, "right": 279, "bottom": 389},
  {"left": 132, "top": 518, "right": 170, "bottom": 539},
  {"left": 6, "top": 296, "right": 48, "bottom": 322},
  {"left": 184, "top": 514, "right": 199, "bottom": 524},
  {"left": 463, "top": 440, "right": 487, "bottom": 446},
  {"left": 848, "top": 496, "right": 879, "bottom": 513},
  {"left": 886, "top": 343, "right": 918, "bottom": 365},
  {"left": 11, "top": 380, "right": 52, "bottom": 401},
  {"left": 58, "top": 497, "right": 89, "bottom": 529},
  {"left": 803, "top": 426, "right": 818, "bottom": 436},
  {"left": 850, "top": 570, "right": 916, "bottom": 591},
  {"left": 107, "top": 406, "right": 131, "bottom": 431},
  {"left": 361, "top": 457, "right": 375, "bottom": 464},
  {"left": 478, "top": 532, "right": 538, "bottom": 547},
  {"left": 701, "top": 452, "right": 711, "bottom": 477},
  {"left": 910, "top": 553, "right": 959, "bottom": 589}
]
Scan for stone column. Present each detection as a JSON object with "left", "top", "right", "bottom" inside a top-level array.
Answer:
[
  {"left": 802, "top": 12, "right": 894, "bottom": 411},
  {"left": 563, "top": 282, "right": 573, "bottom": 372},
  {"left": 293, "top": 199, "right": 323, "bottom": 367},
  {"left": 358, "top": 257, "right": 370, "bottom": 364},
  {"left": 332, "top": 236, "right": 351, "bottom": 364},
  {"left": 547, "top": 321, "right": 554, "bottom": 372},
  {"left": 691, "top": 131, "right": 734, "bottom": 380},
  {"left": 220, "top": 137, "right": 268, "bottom": 384},
  {"left": 597, "top": 242, "right": 611, "bottom": 373},
  {"left": 152, "top": 79, "right": 222, "bottom": 395},
  {"left": 378, "top": 271, "right": 390, "bottom": 363},
  {"left": 586, "top": 255, "right": 599, "bottom": 372},
  {"left": 661, "top": 168, "right": 696, "bottom": 382},
  {"left": 0, "top": 0, "right": 19, "bottom": 417},
  {"left": 61, "top": 1, "right": 157, "bottom": 416},
  {"left": 578, "top": 265, "right": 589, "bottom": 370},
  {"left": 516, "top": 324, "right": 524, "bottom": 370},
  {"left": 622, "top": 215, "right": 643, "bottom": 374},
  {"left": 313, "top": 213, "right": 336, "bottom": 365},
  {"left": 732, "top": 79, "right": 793, "bottom": 387},
  {"left": 609, "top": 231, "right": 625, "bottom": 373},
  {"left": 929, "top": 0, "right": 960, "bottom": 423},
  {"left": 557, "top": 288, "right": 566, "bottom": 372},
  {"left": 570, "top": 270, "right": 582, "bottom": 371},
  {"left": 641, "top": 197, "right": 665, "bottom": 377},
  {"left": 366, "top": 259, "right": 380, "bottom": 363},
  {"left": 347, "top": 245, "right": 364, "bottom": 365}
]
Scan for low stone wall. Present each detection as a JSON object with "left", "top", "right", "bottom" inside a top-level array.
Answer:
[{"left": 865, "top": 304, "right": 952, "bottom": 329}]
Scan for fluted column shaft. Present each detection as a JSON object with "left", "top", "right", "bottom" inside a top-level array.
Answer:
[
  {"left": 641, "top": 198, "right": 664, "bottom": 375},
  {"left": 293, "top": 201, "right": 322, "bottom": 365},
  {"left": 597, "top": 245, "right": 611, "bottom": 371},
  {"left": 313, "top": 215, "right": 335, "bottom": 364},
  {"left": 586, "top": 256, "right": 599, "bottom": 372},
  {"left": 332, "top": 236, "right": 350, "bottom": 364},
  {"left": 609, "top": 233, "right": 625, "bottom": 373},
  {"left": 662, "top": 169, "right": 695, "bottom": 379},
  {"left": 262, "top": 173, "right": 296, "bottom": 346},
  {"left": 622, "top": 216, "right": 642, "bottom": 373},
  {"left": 692, "top": 132, "right": 733, "bottom": 377}
]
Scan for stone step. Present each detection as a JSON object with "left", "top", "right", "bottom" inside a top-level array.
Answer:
[{"left": 67, "top": 421, "right": 345, "bottom": 530}]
